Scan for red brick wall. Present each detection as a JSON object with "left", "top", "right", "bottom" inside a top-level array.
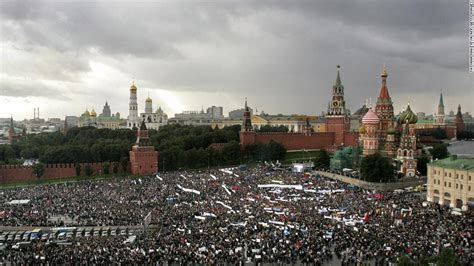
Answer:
[
  {"left": 326, "top": 116, "right": 350, "bottom": 145},
  {"left": 343, "top": 132, "right": 359, "bottom": 146},
  {"left": 445, "top": 126, "right": 457, "bottom": 139},
  {"left": 130, "top": 147, "right": 158, "bottom": 175},
  {"left": 415, "top": 126, "right": 457, "bottom": 140},
  {"left": 239, "top": 131, "right": 256, "bottom": 147},
  {"left": 251, "top": 132, "right": 336, "bottom": 151},
  {"left": 0, "top": 162, "right": 124, "bottom": 184}
]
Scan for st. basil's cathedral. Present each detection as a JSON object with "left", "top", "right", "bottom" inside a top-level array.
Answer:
[{"left": 359, "top": 67, "right": 420, "bottom": 177}]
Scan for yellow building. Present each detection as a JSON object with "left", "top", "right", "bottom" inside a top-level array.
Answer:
[
  {"left": 427, "top": 156, "right": 474, "bottom": 211},
  {"left": 215, "top": 115, "right": 326, "bottom": 133},
  {"left": 78, "top": 104, "right": 125, "bottom": 129}
]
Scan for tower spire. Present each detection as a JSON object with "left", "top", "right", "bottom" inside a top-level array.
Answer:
[
  {"left": 437, "top": 92, "right": 444, "bottom": 115},
  {"left": 335, "top": 65, "right": 342, "bottom": 86},
  {"left": 242, "top": 98, "right": 252, "bottom": 131}
]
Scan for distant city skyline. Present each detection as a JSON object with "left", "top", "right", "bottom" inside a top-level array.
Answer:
[{"left": 1, "top": 0, "right": 473, "bottom": 120}]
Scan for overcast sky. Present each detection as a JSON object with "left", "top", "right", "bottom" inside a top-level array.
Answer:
[{"left": 1, "top": 0, "right": 473, "bottom": 120}]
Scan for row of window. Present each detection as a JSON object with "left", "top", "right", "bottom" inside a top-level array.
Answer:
[
  {"left": 433, "top": 170, "right": 472, "bottom": 180},
  {"left": 432, "top": 180, "right": 471, "bottom": 191}
]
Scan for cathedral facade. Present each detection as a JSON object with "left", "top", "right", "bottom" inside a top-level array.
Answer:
[
  {"left": 360, "top": 67, "right": 420, "bottom": 176},
  {"left": 78, "top": 102, "right": 123, "bottom": 129},
  {"left": 139, "top": 95, "right": 168, "bottom": 130}
]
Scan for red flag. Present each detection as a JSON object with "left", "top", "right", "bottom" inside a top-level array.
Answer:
[{"left": 363, "top": 213, "right": 369, "bottom": 223}]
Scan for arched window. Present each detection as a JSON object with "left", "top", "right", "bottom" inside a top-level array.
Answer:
[
  {"left": 444, "top": 192, "right": 450, "bottom": 197},
  {"left": 433, "top": 189, "right": 439, "bottom": 194}
]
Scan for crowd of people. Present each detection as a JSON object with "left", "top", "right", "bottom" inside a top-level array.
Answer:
[{"left": 1, "top": 166, "right": 472, "bottom": 264}]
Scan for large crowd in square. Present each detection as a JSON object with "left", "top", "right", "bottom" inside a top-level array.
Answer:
[{"left": 0, "top": 166, "right": 472, "bottom": 264}]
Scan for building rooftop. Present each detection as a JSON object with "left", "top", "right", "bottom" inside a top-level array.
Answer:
[
  {"left": 430, "top": 156, "right": 474, "bottom": 171},
  {"left": 416, "top": 119, "right": 434, "bottom": 124}
]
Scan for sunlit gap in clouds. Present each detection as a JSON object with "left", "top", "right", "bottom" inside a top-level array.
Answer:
[{"left": 153, "top": 89, "right": 184, "bottom": 117}]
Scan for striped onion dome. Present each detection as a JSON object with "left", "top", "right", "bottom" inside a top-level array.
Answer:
[
  {"left": 362, "top": 108, "right": 379, "bottom": 124},
  {"left": 398, "top": 103, "right": 418, "bottom": 124}
]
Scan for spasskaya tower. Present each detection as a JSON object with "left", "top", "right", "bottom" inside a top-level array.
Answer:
[{"left": 326, "top": 65, "right": 350, "bottom": 146}]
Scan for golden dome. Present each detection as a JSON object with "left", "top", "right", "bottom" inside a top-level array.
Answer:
[
  {"left": 90, "top": 109, "right": 97, "bottom": 117},
  {"left": 130, "top": 82, "right": 137, "bottom": 92},
  {"left": 359, "top": 125, "right": 366, "bottom": 134},
  {"left": 145, "top": 97, "right": 152, "bottom": 103}
]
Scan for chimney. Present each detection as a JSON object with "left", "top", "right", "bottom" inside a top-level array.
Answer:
[{"left": 34, "top": 108, "right": 36, "bottom": 120}]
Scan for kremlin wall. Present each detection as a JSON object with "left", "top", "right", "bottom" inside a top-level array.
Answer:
[
  {"left": 0, "top": 119, "right": 157, "bottom": 184},
  {"left": 240, "top": 131, "right": 359, "bottom": 151},
  {"left": 0, "top": 162, "right": 123, "bottom": 184}
]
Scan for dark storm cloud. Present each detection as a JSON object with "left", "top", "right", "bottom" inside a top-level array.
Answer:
[{"left": 0, "top": 0, "right": 471, "bottom": 117}]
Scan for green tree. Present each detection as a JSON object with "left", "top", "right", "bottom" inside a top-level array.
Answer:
[
  {"left": 32, "top": 163, "right": 45, "bottom": 178},
  {"left": 221, "top": 141, "right": 241, "bottom": 165},
  {"left": 102, "top": 162, "right": 110, "bottom": 175},
  {"left": 75, "top": 163, "right": 81, "bottom": 176},
  {"left": 267, "top": 140, "right": 286, "bottom": 161},
  {"left": 242, "top": 143, "right": 264, "bottom": 162},
  {"left": 457, "top": 130, "right": 473, "bottom": 140},
  {"left": 120, "top": 157, "right": 129, "bottom": 172},
  {"left": 436, "top": 249, "right": 462, "bottom": 266},
  {"left": 416, "top": 156, "right": 429, "bottom": 176},
  {"left": 84, "top": 165, "right": 94, "bottom": 176},
  {"left": 0, "top": 145, "right": 15, "bottom": 164},
  {"left": 112, "top": 162, "right": 119, "bottom": 174},
  {"left": 360, "top": 153, "right": 395, "bottom": 182},
  {"left": 430, "top": 143, "right": 449, "bottom": 160},
  {"left": 432, "top": 127, "right": 447, "bottom": 140},
  {"left": 314, "top": 149, "right": 331, "bottom": 169},
  {"left": 397, "top": 254, "right": 415, "bottom": 266}
]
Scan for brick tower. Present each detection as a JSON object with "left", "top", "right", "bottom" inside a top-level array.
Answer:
[
  {"left": 130, "top": 120, "right": 158, "bottom": 175},
  {"left": 8, "top": 116, "right": 18, "bottom": 145},
  {"left": 434, "top": 92, "right": 445, "bottom": 126},
  {"left": 239, "top": 98, "right": 256, "bottom": 146},
  {"left": 326, "top": 65, "right": 350, "bottom": 146},
  {"left": 455, "top": 104, "right": 465, "bottom": 134}
]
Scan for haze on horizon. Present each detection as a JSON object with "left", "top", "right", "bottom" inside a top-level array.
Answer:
[{"left": 0, "top": 0, "right": 473, "bottom": 120}]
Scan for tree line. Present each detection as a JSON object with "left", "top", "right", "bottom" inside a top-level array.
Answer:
[{"left": 1, "top": 125, "right": 287, "bottom": 171}]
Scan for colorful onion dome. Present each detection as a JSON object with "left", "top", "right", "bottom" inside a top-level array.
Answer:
[
  {"left": 398, "top": 103, "right": 417, "bottom": 124},
  {"left": 362, "top": 108, "right": 379, "bottom": 124},
  {"left": 386, "top": 127, "right": 397, "bottom": 135}
]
